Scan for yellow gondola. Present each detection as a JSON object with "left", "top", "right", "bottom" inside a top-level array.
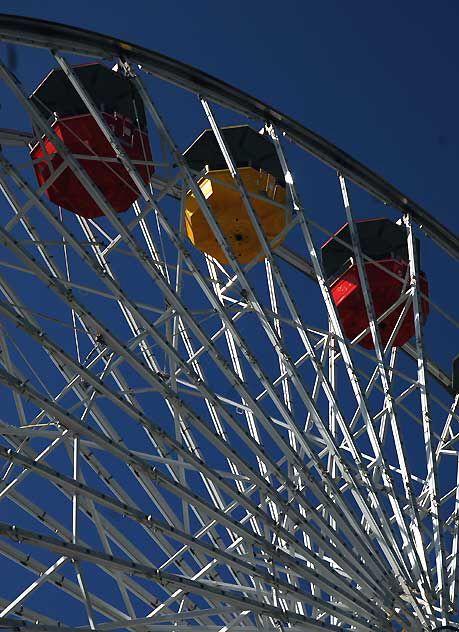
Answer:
[{"left": 184, "top": 125, "right": 288, "bottom": 264}]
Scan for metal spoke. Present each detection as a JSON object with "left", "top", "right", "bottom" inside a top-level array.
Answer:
[{"left": 0, "top": 16, "right": 457, "bottom": 631}]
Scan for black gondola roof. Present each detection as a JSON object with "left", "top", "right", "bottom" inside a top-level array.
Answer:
[
  {"left": 322, "top": 218, "right": 420, "bottom": 279},
  {"left": 183, "top": 125, "right": 285, "bottom": 184},
  {"left": 29, "top": 62, "right": 147, "bottom": 130}
]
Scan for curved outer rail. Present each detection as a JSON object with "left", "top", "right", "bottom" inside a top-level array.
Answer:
[
  {"left": 0, "top": 13, "right": 458, "bottom": 259},
  {"left": 0, "top": 14, "right": 455, "bottom": 395}
]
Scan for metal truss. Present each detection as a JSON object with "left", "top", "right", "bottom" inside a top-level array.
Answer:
[{"left": 0, "top": 14, "right": 458, "bottom": 632}]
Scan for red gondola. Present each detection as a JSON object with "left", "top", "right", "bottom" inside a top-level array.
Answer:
[
  {"left": 321, "top": 218, "right": 429, "bottom": 349},
  {"left": 29, "top": 63, "right": 153, "bottom": 219}
]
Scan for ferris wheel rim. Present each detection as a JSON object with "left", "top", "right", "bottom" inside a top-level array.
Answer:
[
  {"left": 0, "top": 18, "right": 457, "bottom": 631},
  {"left": 0, "top": 13, "right": 457, "bottom": 260}
]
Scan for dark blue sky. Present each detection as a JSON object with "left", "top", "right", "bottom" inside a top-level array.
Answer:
[
  {"left": 3, "top": 0, "right": 459, "bottom": 231},
  {"left": 1, "top": 4, "right": 459, "bottom": 627}
]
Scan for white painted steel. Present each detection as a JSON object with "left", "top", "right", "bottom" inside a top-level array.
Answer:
[{"left": 0, "top": 23, "right": 457, "bottom": 632}]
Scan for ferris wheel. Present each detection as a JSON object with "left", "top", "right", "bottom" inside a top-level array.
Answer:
[{"left": 0, "top": 14, "right": 459, "bottom": 632}]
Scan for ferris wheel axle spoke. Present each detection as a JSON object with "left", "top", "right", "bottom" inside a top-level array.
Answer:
[
  {"left": 0, "top": 22, "right": 457, "bottom": 626},
  {"left": 79, "top": 213, "right": 257, "bottom": 531},
  {"left": 268, "top": 127, "right": 434, "bottom": 627},
  {"left": 339, "top": 175, "right": 434, "bottom": 595},
  {"left": 172, "top": 98, "right": 412, "bottom": 593},
  {"left": 347, "top": 329, "right": 409, "bottom": 438},
  {"left": 0, "top": 607, "right": 58, "bottom": 629},
  {"left": 0, "top": 539, "right": 134, "bottom": 625},
  {"left": 405, "top": 214, "right": 450, "bottom": 621},
  {"left": 0, "top": 367, "right": 394, "bottom": 614},
  {"left": 4, "top": 474, "right": 231, "bottom": 627},
  {"left": 0, "top": 286, "right": 349, "bottom": 580},
  {"left": 0, "top": 448, "right": 298, "bottom": 605},
  {"left": 0, "top": 328, "right": 29, "bottom": 427},
  {"left": 0, "top": 126, "right": 420, "bottom": 624},
  {"left": 0, "top": 212, "right": 396, "bottom": 596},
  {"left": 0, "top": 522, "right": 390, "bottom": 632},
  {"left": 0, "top": 99, "right": 312, "bottom": 520},
  {"left": 44, "top": 85, "right": 374, "bottom": 564},
  {"left": 0, "top": 440, "right": 276, "bottom": 625},
  {"left": 0, "top": 360, "right": 389, "bottom": 602}
]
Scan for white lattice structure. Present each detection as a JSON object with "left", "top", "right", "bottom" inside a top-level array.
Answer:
[{"left": 0, "top": 15, "right": 458, "bottom": 632}]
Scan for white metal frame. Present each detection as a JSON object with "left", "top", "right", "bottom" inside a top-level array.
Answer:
[{"left": 0, "top": 20, "right": 457, "bottom": 632}]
